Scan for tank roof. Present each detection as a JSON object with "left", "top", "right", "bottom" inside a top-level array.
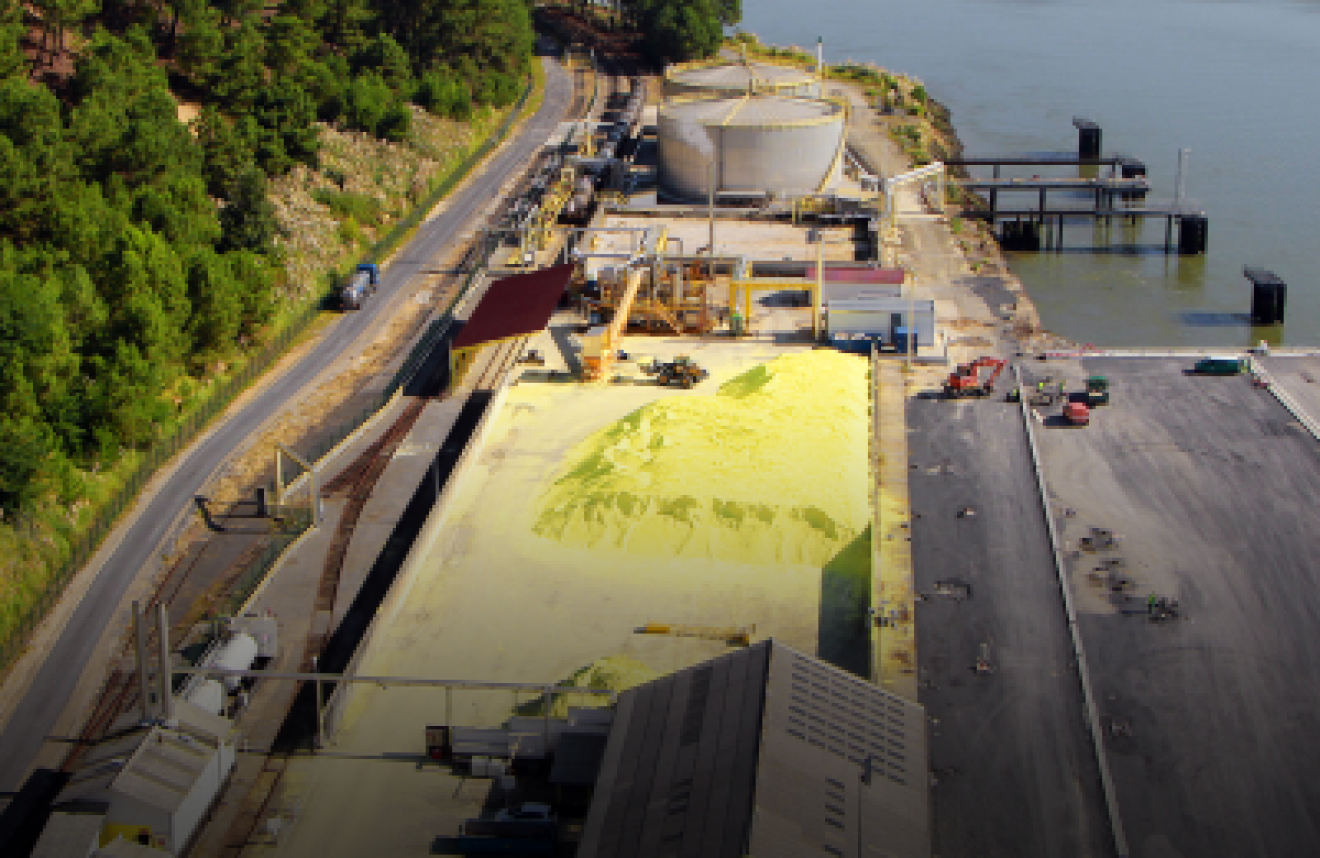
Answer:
[
  {"left": 668, "top": 61, "right": 816, "bottom": 90},
  {"left": 661, "top": 95, "right": 842, "bottom": 128}
]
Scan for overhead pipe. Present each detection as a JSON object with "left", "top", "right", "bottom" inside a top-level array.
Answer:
[{"left": 169, "top": 665, "right": 618, "bottom": 705}]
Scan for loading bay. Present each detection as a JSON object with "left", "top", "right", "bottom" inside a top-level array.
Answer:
[{"left": 912, "top": 354, "right": 1320, "bottom": 857}]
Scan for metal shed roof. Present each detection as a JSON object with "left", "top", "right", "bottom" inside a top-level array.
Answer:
[
  {"left": 808, "top": 265, "right": 905, "bottom": 285},
  {"left": 451, "top": 264, "right": 574, "bottom": 352},
  {"left": 577, "top": 640, "right": 930, "bottom": 858},
  {"left": 747, "top": 645, "right": 930, "bottom": 857},
  {"left": 59, "top": 698, "right": 230, "bottom": 815},
  {"left": 670, "top": 62, "right": 816, "bottom": 89},
  {"left": 663, "top": 96, "right": 842, "bottom": 128}
]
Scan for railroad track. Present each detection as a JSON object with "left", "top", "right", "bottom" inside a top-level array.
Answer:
[
  {"left": 61, "top": 534, "right": 268, "bottom": 771},
  {"left": 469, "top": 336, "right": 526, "bottom": 393},
  {"left": 62, "top": 36, "right": 623, "bottom": 849}
]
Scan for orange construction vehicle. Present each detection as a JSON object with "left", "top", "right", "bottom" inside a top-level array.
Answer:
[{"left": 944, "top": 356, "right": 1007, "bottom": 399}]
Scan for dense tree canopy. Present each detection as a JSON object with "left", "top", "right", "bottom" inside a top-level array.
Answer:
[
  {"left": 0, "top": 0, "right": 539, "bottom": 512},
  {"left": 620, "top": 0, "right": 736, "bottom": 63}
]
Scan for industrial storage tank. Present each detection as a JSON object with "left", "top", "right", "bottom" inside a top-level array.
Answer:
[
  {"left": 204, "top": 632, "right": 258, "bottom": 691},
  {"left": 665, "top": 60, "right": 820, "bottom": 99},
  {"left": 184, "top": 679, "right": 227, "bottom": 717},
  {"left": 657, "top": 96, "right": 846, "bottom": 201}
]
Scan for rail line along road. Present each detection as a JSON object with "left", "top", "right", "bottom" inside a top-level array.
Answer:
[{"left": 0, "top": 50, "right": 579, "bottom": 793}]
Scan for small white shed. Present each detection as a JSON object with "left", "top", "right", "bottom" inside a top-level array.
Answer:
[{"left": 56, "top": 698, "right": 234, "bottom": 855}]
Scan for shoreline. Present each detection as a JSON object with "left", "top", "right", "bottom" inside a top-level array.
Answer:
[
  {"left": 725, "top": 34, "right": 1077, "bottom": 352},
  {"left": 830, "top": 73, "right": 1076, "bottom": 356}
]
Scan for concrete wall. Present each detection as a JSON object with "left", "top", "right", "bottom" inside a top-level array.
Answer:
[{"left": 322, "top": 379, "right": 518, "bottom": 740}]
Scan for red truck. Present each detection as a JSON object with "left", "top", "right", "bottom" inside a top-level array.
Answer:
[{"left": 1064, "top": 401, "right": 1091, "bottom": 426}]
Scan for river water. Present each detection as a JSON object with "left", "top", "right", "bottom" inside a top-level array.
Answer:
[{"left": 742, "top": 0, "right": 1320, "bottom": 347}]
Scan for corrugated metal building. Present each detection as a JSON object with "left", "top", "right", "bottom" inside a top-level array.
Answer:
[
  {"left": 54, "top": 698, "right": 235, "bottom": 855},
  {"left": 578, "top": 640, "right": 930, "bottom": 858}
]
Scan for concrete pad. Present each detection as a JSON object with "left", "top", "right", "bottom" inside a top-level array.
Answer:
[
  {"left": 1032, "top": 357, "right": 1320, "bottom": 855},
  {"left": 333, "top": 398, "right": 468, "bottom": 626},
  {"left": 597, "top": 214, "right": 857, "bottom": 263},
  {"left": 1257, "top": 354, "right": 1320, "bottom": 430},
  {"left": 907, "top": 393, "right": 1112, "bottom": 857}
]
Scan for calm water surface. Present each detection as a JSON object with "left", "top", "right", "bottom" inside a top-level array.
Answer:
[{"left": 743, "top": 0, "right": 1320, "bottom": 346}]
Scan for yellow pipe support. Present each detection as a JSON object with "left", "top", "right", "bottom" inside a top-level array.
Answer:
[{"left": 727, "top": 278, "right": 828, "bottom": 338}]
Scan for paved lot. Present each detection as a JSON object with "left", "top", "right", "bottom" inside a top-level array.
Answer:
[
  {"left": 908, "top": 393, "right": 1112, "bottom": 858},
  {"left": 1257, "top": 353, "right": 1320, "bottom": 427},
  {"left": 1031, "top": 356, "right": 1320, "bottom": 857}
]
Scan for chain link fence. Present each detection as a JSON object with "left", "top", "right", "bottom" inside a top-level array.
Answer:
[{"left": 0, "top": 77, "right": 536, "bottom": 676}]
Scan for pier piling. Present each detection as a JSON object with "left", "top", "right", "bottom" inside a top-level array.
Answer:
[{"left": 1073, "top": 116, "right": 1102, "bottom": 159}]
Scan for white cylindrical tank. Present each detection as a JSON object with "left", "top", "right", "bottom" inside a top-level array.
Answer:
[
  {"left": 658, "top": 96, "right": 846, "bottom": 202},
  {"left": 206, "top": 632, "right": 258, "bottom": 692},
  {"left": 184, "top": 679, "right": 227, "bottom": 717},
  {"left": 665, "top": 61, "right": 820, "bottom": 99}
]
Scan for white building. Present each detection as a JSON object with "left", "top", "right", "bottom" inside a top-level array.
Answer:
[
  {"left": 826, "top": 295, "right": 937, "bottom": 349},
  {"left": 53, "top": 698, "right": 235, "bottom": 855}
]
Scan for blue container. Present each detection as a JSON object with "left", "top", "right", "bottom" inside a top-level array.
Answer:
[{"left": 894, "top": 327, "right": 919, "bottom": 353}]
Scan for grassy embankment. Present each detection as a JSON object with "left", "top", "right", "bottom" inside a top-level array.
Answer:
[{"left": 0, "top": 63, "right": 543, "bottom": 679}]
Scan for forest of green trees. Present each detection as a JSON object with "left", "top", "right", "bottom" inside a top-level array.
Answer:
[
  {"left": 0, "top": 0, "right": 536, "bottom": 516},
  {"left": 613, "top": 0, "right": 740, "bottom": 62}
]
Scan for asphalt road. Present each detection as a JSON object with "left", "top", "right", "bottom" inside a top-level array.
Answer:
[
  {"left": 908, "top": 392, "right": 1113, "bottom": 858},
  {"left": 0, "top": 54, "right": 573, "bottom": 793},
  {"left": 1033, "top": 357, "right": 1320, "bottom": 857}
]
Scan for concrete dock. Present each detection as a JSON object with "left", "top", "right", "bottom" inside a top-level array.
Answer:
[
  {"left": 1024, "top": 355, "right": 1320, "bottom": 856},
  {"left": 908, "top": 393, "right": 1112, "bottom": 857}
]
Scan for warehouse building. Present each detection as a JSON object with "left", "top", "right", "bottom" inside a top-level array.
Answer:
[
  {"left": 578, "top": 640, "right": 930, "bottom": 858},
  {"left": 50, "top": 698, "right": 235, "bottom": 855}
]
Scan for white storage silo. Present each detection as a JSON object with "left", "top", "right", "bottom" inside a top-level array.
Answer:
[
  {"left": 658, "top": 95, "right": 846, "bottom": 202},
  {"left": 184, "top": 678, "right": 227, "bottom": 717},
  {"left": 205, "top": 632, "right": 258, "bottom": 692}
]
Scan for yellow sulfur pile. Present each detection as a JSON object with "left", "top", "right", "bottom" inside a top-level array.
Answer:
[
  {"left": 534, "top": 350, "right": 869, "bottom": 567},
  {"left": 520, "top": 655, "right": 660, "bottom": 717}
]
